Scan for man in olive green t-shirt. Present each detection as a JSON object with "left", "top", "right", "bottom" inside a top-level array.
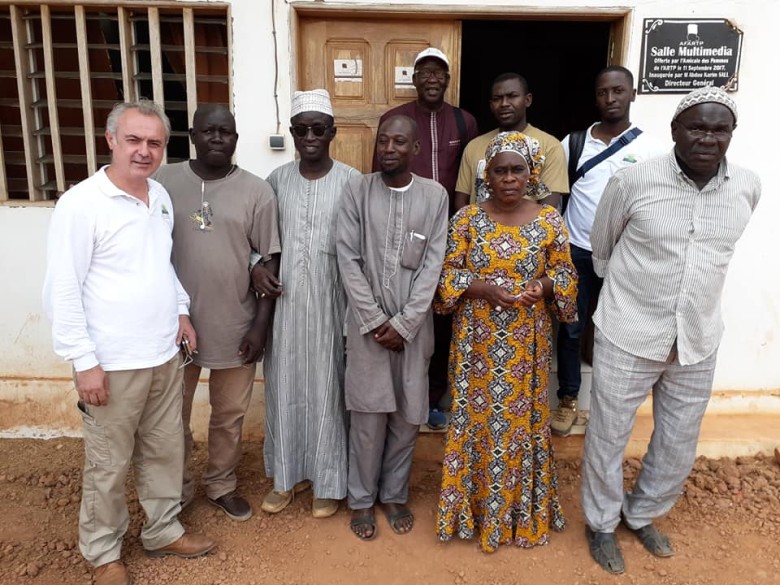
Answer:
[
  {"left": 156, "top": 105, "right": 281, "bottom": 523},
  {"left": 454, "top": 72, "right": 568, "bottom": 211}
]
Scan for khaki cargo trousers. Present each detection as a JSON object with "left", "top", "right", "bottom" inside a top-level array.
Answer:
[{"left": 78, "top": 354, "right": 186, "bottom": 567}]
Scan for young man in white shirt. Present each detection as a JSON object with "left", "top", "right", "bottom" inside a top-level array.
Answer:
[{"left": 553, "top": 66, "right": 665, "bottom": 437}]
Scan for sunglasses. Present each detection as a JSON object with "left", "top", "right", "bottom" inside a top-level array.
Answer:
[{"left": 290, "top": 124, "right": 331, "bottom": 138}]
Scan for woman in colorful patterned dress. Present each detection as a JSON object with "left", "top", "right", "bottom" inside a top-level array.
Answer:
[{"left": 435, "top": 131, "right": 578, "bottom": 553}]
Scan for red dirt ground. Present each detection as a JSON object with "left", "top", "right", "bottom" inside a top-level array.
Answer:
[{"left": 0, "top": 438, "right": 778, "bottom": 585}]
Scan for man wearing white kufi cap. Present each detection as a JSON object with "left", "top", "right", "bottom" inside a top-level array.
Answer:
[
  {"left": 290, "top": 88, "right": 334, "bottom": 117},
  {"left": 252, "top": 88, "right": 359, "bottom": 519},
  {"left": 581, "top": 85, "right": 761, "bottom": 574}
]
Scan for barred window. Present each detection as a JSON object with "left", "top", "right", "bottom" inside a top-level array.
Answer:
[{"left": 0, "top": 2, "right": 231, "bottom": 201}]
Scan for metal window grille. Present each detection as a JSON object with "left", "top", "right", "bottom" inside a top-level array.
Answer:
[{"left": 0, "top": 2, "right": 231, "bottom": 201}]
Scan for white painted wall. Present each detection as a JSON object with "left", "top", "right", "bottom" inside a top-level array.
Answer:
[{"left": 1, "top": 0, "right": 778, "bottom": 437}]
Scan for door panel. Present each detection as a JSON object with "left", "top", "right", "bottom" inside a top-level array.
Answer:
[
  {"left": 298, "top": 18, "right": 461, "bottom": 172},
  {"left": 330, "top": 124, "right": 375, "bottom": 175}
]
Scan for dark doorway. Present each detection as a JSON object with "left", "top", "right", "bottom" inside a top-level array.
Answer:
[{"left": 459, "top": 20, "right": 613, "bottom": 140}]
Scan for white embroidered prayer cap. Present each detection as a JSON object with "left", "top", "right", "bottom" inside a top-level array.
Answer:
[
  {"left": 291, "top": 89, "right": 333, "bottom": 118},
  {"left": 673, "top": 85, "right": 738, "bottom": 123}
]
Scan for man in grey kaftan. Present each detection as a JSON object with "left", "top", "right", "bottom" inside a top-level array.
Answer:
[{"left": 336, "top": 115, "right": 448, "bottom": 538}]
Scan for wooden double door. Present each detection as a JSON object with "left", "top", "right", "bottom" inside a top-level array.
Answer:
[{"left": 297, "top": 17, "right": 461, "bottom": 172}]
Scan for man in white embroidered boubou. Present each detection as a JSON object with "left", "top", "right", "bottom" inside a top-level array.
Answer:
[{"left": 251, "top": 89, "right": 359, "bottom": 519}]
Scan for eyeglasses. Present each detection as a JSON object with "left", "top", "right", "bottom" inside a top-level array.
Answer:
[
  {"left": 414, "top": 69, "right": 449, "bottom": 81},
  {"left": 676, "top": 121, "right": 733, "bottom": 140},
  {"left": 290, "top": 124, "right": 331, "bottom": 138},
  {"left": 179, "top": 338, "right": 194, "bottom": 369}
]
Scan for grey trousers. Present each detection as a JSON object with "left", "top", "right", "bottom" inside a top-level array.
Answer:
[
  {"left": 581, "top": 328, "right": 717, "bottom": 533},
  {"left": 78, "top": 354, "right": 185, "bottom": 567},
  {"left": 347, "top": 411, "right": 419, "bottom": 509}
]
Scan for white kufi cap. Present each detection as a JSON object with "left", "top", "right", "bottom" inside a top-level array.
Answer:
[
  {"left": 674, "top": 85, "right": 737, "bottom": 123},
  {"left": 291, "top": 89, "right": 333, "bottom": 118}
]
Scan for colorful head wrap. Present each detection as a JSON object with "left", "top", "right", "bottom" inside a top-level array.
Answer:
[
  {"left": 483, "top": 131, "right": 550, "bottom": 201},
  {"left": 674, "top": 85, "right": 737, "bottom": 123}
]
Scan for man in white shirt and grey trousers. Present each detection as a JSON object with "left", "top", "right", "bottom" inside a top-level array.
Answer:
[{"left": 43, "top": 99, "right": 215, "bottom": 585}]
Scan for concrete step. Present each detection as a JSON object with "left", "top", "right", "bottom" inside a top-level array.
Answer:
[{"left": 415, "top": 413, "right": 779, "bottom": 463}]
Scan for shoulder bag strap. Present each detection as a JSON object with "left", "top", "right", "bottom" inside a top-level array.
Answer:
[
  {"left": 572, "top": 127, "right": 643, "bottom": 185},
  {"left": 567, "top": 129, "right": 588, "bottom": 190}
]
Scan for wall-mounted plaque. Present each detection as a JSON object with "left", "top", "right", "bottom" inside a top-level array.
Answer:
[{"left": 639, "top": 18, "right": 743, "bottom": 94}]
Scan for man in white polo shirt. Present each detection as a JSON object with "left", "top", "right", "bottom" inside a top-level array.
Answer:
[
  {"left": 43, "top": 100, "right": 215, "bottom": 585},
  {"left": 552, "top": 66, "right": 665, "bottom": 437}
]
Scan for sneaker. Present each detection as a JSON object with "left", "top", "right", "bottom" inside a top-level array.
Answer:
[
  {"left": 208, "top": 491, "right": 253, "bottom": 521},
  {"left": 94, "top": 561, "right": 131, "bottom": 585},
  {"left": 427, "top": 408, "right": 448, "bottom": 431},
  {"left": 551, "top": 396, "right": 578, "bottom": 437},
  {"left": 146, "top": 533, "right": 216, "bottom": 559}
]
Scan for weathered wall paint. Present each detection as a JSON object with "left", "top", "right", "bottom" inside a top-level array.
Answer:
[{"left": 1, "top": 0, "right": 778, "bottom": 443}]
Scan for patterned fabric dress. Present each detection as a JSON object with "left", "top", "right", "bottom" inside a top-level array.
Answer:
[{"left": 435, "top": 204, "right": 578, "bottom": 553}]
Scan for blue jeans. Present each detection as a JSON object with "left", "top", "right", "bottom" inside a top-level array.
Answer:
[{"left": 556, "top": 243, "right": 602, "bottom": 400}]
